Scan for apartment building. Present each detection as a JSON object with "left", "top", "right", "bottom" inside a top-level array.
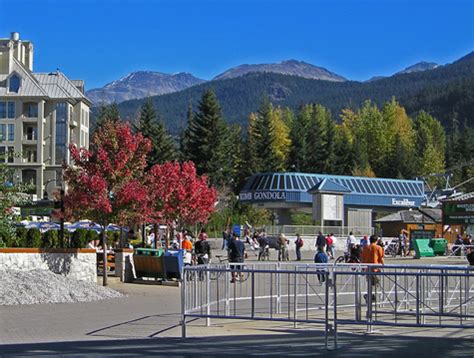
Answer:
[{"left": 0, "top": 32, "right": 91, "bottom": 199}]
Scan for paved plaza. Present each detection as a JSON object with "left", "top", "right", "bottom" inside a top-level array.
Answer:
[{"left": 1, "top": 251, "right": 473, "bottom": 357}]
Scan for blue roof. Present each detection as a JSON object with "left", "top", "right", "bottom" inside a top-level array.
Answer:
[
  {"left": 308, "top": 178, "right": 352, "bottom": 194},
  {"left": 240, "top": 172, "right": 425, "bottom": 208}
]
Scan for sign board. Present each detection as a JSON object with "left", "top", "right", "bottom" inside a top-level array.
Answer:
[
  {"left": 443, "top": 201, "right": 474, "bottom": 225},
  {"left": 239, "top": 191, "right": 286, "bottom": 202},
  {"left": 322, "top": 194, "right": 342, "bottom": 221}
]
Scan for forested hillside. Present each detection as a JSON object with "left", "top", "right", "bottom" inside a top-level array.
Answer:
[{"left": 113, "top": 51, "right": 474, "bottom": 134}]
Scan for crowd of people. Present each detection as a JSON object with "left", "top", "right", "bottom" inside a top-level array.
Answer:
[{"left": 168, "top": 226, "right": 474, "bottom": 272}]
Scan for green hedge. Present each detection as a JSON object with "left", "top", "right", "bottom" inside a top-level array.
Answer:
[{"left": 1, "top": 227, "right": 111, "bottom": 249}]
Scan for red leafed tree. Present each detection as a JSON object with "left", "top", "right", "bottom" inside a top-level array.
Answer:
[
  {"left": 63, "top": 120, "right": 152, "bottom": 286},
  {"left": 146, "top": 161, "right": 217, "bottom": 244}
]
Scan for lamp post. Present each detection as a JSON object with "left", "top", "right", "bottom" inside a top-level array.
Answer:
[{"left": 44, "top": 178, "right": 65, "bottom": 248}]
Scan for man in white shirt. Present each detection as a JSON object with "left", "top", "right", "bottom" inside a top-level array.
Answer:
[{"left": 347, "top": 231, "right": 357, "bottom": 252}]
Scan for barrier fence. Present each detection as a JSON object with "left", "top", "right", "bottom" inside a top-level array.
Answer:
[{"left": 181, "top": 262, "right": 474, "bottom": 349}]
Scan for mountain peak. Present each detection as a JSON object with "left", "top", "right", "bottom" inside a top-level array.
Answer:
[
  {"left": 213, "top": 60, "right": 346, "bottom": 82},
  {"left": 397, "top": 61, "right": 439, "bottom": 75},
  {"left": 87, "top": 71, "right": 205, "bottom": 104}
]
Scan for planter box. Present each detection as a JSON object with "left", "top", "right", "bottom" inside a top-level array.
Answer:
[{"left": 0, "top": 248, "right": 97, "bottom": 283}]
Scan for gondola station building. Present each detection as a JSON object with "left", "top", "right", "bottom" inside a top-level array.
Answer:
[{"left": 239, "top": 172, "right": 425, "bottom": 231}]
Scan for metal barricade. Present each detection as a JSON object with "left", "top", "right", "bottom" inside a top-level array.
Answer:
[{"left": 181, "top": 262, "right": 474, "bottom": 349}]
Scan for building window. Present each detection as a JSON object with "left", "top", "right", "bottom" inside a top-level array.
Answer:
[
  {"left": 55, "top": 103, "right": 68, "bottom": 164},
  {"left": 24, "top": 102, "right": 38, "bottom": 118},
  {"left": 22, "top": 169, "right": 36, "bottom": 185},
  {"left": 0, "top": 124, "right": 5, "bottom": 141},
  {"left": 0, "top": 147, "right": 5, "bottom": 162},
  {"left": 7, "top": 124, "right": 14, "bottom": 141},
  {"left": 8, "top": 74, "right": 20, "bottom": 93},
  {"left": 7, "top": 102, "right": 15, "bottom": 118},
  {"left": 7, "top": 146, "right": 14, "bottom": 163}
]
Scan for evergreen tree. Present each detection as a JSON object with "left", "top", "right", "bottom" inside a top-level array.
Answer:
[
  {"left": 94, "top": 103, "right": 121, "bottom": 133},
  {"left": 305, "top": 104, "right": 330, "bottom": 173},
  {"left": 135, "top": 100, "right": 176, "bottom": 167},
  {"left": 288, "top": 105, "right": 311, "bottom": 171},
  {"left": 181, "top": 89, "right": 230, "bottom": 186},
  {"left": 333, "top": 124, "right": 355, "bottom": 175}
]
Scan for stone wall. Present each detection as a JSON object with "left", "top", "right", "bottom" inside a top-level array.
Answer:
[{"left": 0, "top": 249, "right": 97, "bottom": 283}]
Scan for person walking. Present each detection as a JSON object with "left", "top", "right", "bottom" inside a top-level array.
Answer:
[
  {"left": 195, "top": 233, "right": 211, "bottom": 265},
  {"left": 228, "top": 232, "right": 245, "bottom": 283},
  {"left": 316, "top": 231, "right": 326, "bottom": 251},
  {"left": 361, "top": 235, "right": 384, "bottom": 287},
  {"left": 314, "top": 246, "right": 328, "bottom": 283},
  {"left": 346, "top": 231, "right": 356, "bottom": 253},
  {"left": 278, "top": 233, "right": 289, "bottom": 261},
  {"left": 294, "top": 233, "right": 304, "bottom": 261},
  {"left": 326, "top": 233, "right": 336, "bottom": 259}
]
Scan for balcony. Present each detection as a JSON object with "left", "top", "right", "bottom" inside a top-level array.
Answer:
[
  {"left": 23, "top": 133, "right": 38, "bottom": 144},
  {"left": 22, "top": 115, "right": 38, "bottom": 123},
  {"left": 69, "top": 119, "right": 78, "bottom": 128}
]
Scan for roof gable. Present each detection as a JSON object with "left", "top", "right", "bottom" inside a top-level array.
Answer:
[{"left": 308, "top": 178, "right": 351, "bottom": 194}]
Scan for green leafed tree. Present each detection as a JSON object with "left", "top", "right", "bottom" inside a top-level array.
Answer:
[
  {"left": 134, "top": 100, "right": 176, "bottom": 167},
  {"left": 414, "top": 111, "right": 446, "bottom": 184}
]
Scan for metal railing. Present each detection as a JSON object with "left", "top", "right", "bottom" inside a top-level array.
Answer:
[
  {"left": 446, "top": 244, "right": 474, "bottom": 258},
  {"left": 181, "top": 262, "right": 474, "bottom": 349},
  {"left": 264, "top": 225, "right": 374, "bottom": 237}
]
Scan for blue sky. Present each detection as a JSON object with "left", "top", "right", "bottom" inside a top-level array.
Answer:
[{"left": 1, "top": 0, "right": 472, "bottom": 89}]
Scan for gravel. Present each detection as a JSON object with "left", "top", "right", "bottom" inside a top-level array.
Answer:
[{"left": 0, "top": 269, "right": 123, "bottom": 305}]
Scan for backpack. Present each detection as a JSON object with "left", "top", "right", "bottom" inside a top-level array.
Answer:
[{"left": 297, "top": 238, "right": 304, "bottom": 247}]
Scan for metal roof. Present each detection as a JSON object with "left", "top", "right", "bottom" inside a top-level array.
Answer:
[
  {"left": 375, "top": 208, "right": 441, "bottom": 224},
  {"left": 240, "top": 172, "right": 425, "bottom": 208},
  {"left": 0, "top": 60, "right": 90, "bottom": 104},
  {"left": 0, "top": 58, "right": 48, "bottom": 97}
]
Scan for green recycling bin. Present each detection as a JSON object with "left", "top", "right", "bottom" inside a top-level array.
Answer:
[
  {"left": 414, "top": 238, "right": 435, "bottom": 258},
  {"left": 430, "top": 238, "right": 448, "bottom": 256},
  {"left": 134, "top": 248, "right": 164, "bottom": 257}
]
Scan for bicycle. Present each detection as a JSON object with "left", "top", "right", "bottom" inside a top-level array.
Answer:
[
  {"left": 210, "top": 254, "right": 249, "bottom": 282},
  {"left": 335, "top": 251, "right": 361, "bottom": 264}
]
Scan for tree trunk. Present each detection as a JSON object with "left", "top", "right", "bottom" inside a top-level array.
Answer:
[
  {"left": 102, "top": 229, "right": 107, "bottom": 286},
  {"left": 153, "top": 223, "right": 158, "bottom": 249}
]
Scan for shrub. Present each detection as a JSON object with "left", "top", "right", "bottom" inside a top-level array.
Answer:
[
  {"left": 26, "top": 228, "right": 42, "bottom": 248},
  {"left": 86, "top": 230, "right": 99, "bottom": 243},
  {"left": 43, "top": 230, "right": 59, "bottom": 248},
  {"left": 15, "top": 227, "right": 28, "bottom": 247},
  {"left": 106, "top": 231, "right": 121, "bottom": 247},
  {"left": 70, "top": 228, "right": 89, "bottom": 248}
]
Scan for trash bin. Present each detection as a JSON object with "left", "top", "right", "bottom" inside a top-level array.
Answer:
[
  {"left": 133, "top": 248, "right": 165, "bottom": 279},
  {"left": 163, "top": 249, "right": 184, "bottom": 280},
  {"left": 430, "top": 238, "right": 448, "bottom": 256},
  {"left": 134, "top": 248, "right": 164, "bottom": 257},
  {"left": 414, "top": 238, "right": 435, "bottom": 258}
]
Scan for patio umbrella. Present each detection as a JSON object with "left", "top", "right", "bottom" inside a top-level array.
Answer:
[
  {"left": 106, "top": 224, "right": 129, "bottom": 232},
  {"left": 22, "top": 221, "right": 60, "bottom": 233},
  {"left": 65, "top": 220, "right": 102, "bottom": 233}
]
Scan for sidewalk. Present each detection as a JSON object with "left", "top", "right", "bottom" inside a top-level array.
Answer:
[{"left": 1, "top": 256, "right": 472, "bottom": 357}]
